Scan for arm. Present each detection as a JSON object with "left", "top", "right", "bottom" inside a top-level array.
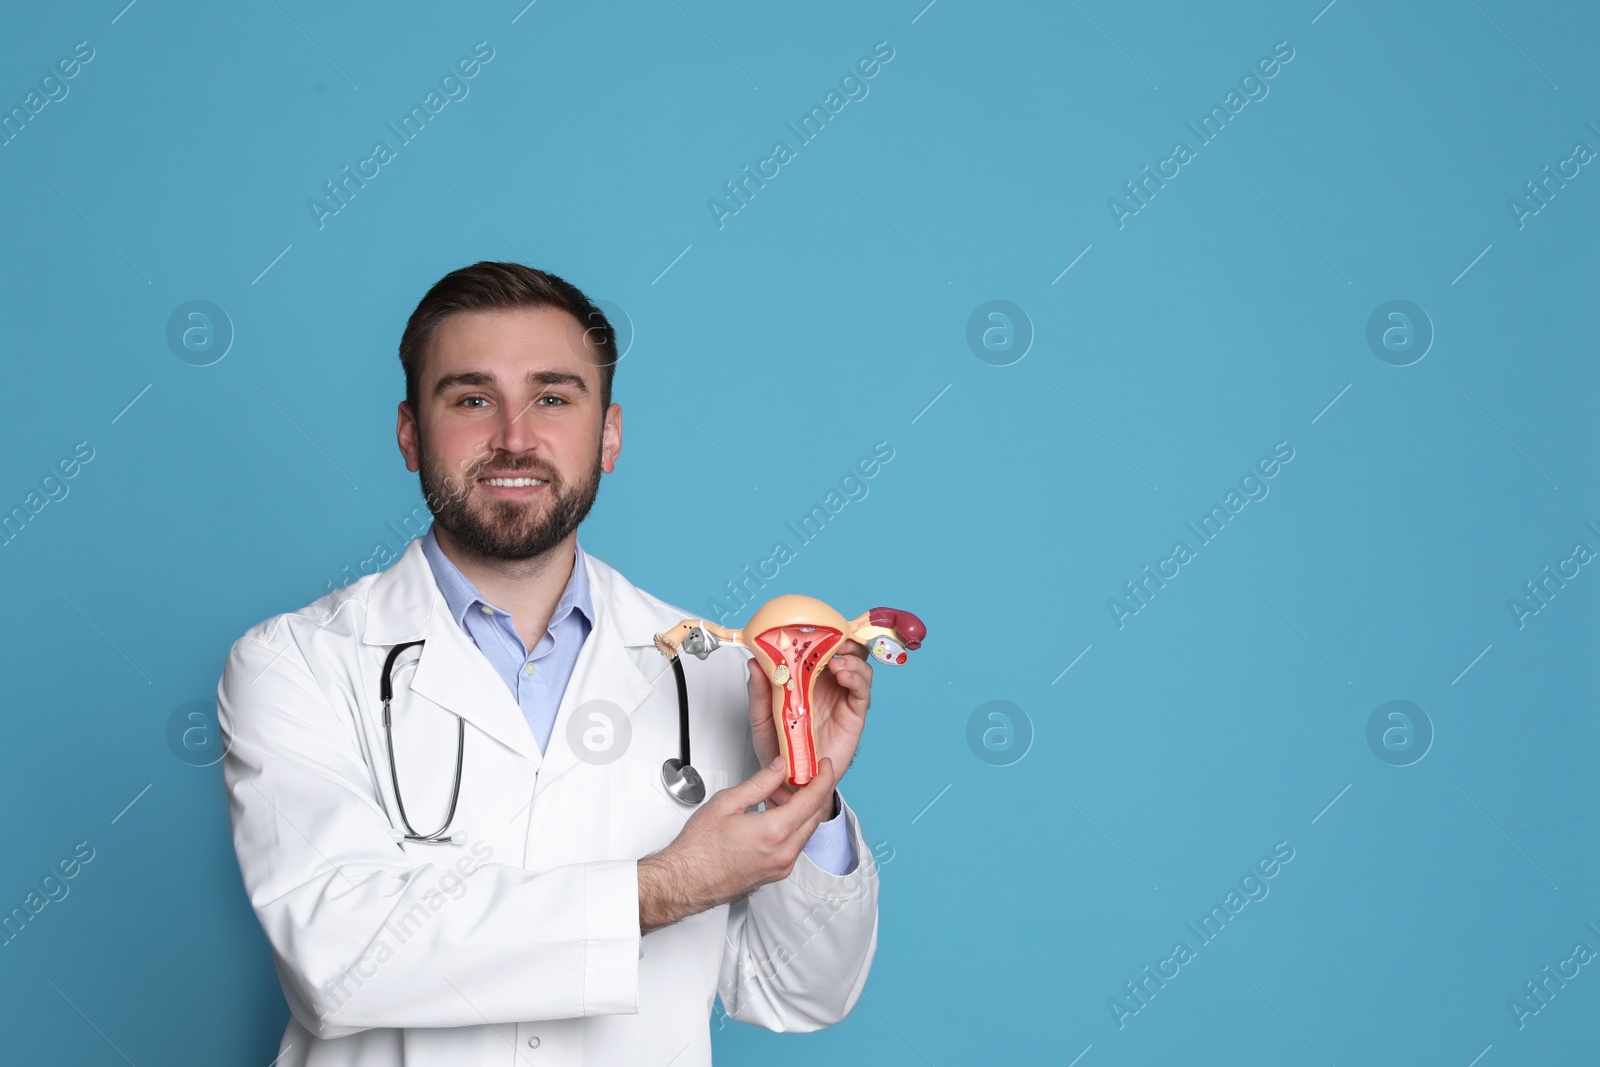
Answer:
[
  {"left": 800, "top": 791, "right": 857, "bottom": 875},
  {"left": 217, "top": 627, "right": 640, "bottom": 1040},
  {"left": 636, "top": 755, "right": 838, "bottom": 936},
  {"left": 714, "top": 745, "right": 879, "bottom": 1032}
]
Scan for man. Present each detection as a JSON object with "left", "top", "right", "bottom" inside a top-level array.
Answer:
[{"left": 217, "top": 261, "right": 880, "bottom": 1066}]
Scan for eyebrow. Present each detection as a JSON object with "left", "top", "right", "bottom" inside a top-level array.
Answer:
[{"left": 432, "top": 369, "right": 591, "bottom": 399}]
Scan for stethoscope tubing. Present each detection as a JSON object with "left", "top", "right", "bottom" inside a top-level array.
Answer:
[
  {"left": 669, "top": 654, "right": 692, "bottom": 768},
  {"left": 380, "top": 640, "right": 464, "bottom": 843},
  {"left": 379, "top": 635, "right": 703, "bottom": 844}
]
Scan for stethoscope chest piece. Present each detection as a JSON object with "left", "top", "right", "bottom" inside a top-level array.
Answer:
[{"left": 661, "top": 757, "right": 706, "bottom": 805}]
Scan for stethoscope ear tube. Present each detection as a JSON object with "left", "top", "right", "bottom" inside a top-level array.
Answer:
[{"left": 379, "top": 639, "right": 423, "bottom": 711}]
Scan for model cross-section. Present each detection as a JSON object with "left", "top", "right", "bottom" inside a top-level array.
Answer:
[{"left": 654, "top": 596, "right": 927, "bottom": 787}]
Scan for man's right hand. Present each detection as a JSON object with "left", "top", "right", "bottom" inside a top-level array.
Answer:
[{"left": 637, "top": 754, "right": 840, "bottom": 935}]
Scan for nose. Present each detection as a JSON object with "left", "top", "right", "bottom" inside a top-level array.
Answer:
[{"left": 485, "top": 399, "right": 542, "bottom": 463}]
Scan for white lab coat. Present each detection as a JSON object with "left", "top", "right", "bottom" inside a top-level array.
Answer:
[{"left": 216, "top": 537, "right": 879, "bottom": 1066}]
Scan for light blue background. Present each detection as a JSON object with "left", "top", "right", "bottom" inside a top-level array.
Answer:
[{"left": 1, "top": 0, "right": 1595, "bottom": 1063}]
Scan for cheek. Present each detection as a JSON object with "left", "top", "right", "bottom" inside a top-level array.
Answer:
[{"left": 428, "top": 424, "right": 488, "bottom": 471}]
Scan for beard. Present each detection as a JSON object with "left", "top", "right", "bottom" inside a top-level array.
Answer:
[{"left": 417, "top": 437, "right": 603, "bottom": 562}]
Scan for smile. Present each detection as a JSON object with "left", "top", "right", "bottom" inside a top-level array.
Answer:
[{"left": 481, "top": 477, "right": 548, "bottom": 487}]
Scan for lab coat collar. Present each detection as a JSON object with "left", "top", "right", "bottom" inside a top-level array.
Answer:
[
  {"left": 419, "top": 525, "right": 595, "bottom": 636},
  {"left": 361, "top": 535, "right": 682, "bottom": 770}
]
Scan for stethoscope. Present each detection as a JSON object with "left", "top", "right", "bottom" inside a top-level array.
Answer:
[
  {"left": 378, "top": 633, "right": 707, "bottom": 845},
  {"left": 660, "top": 652, "right": 705, "bottom": 805},
  {"left": 379, "top": 640, "right": 466, "bottom": 844}
]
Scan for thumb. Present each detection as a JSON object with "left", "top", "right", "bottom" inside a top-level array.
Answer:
[
  {"left": 810, "top": 755, "right": 840, "bottom": 799},
  {"left": 726, "top": 755, "right": 788, "bottom": 806}
]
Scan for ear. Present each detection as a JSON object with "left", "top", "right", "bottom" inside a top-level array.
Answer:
[
  {"left": 397, "top": 402, "right": 421, "bottom": 472},
  {"left": 601, "top": 402, "right": 623, "bottom": 473}
]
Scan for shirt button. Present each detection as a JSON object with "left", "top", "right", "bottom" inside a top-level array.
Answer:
[
  {"left": 527, "top": 1036, "right": 541, "bottom": 1048},
  {"left": 523, "top": 662, "right": 536, "bottom": 675},
  {"left": 479, "top": 605, "right": 495, "bottom": 616}
]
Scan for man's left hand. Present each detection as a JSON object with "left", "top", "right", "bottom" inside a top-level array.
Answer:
[{"left": 745, "top": 640, "right": 872, "bottom": 808}]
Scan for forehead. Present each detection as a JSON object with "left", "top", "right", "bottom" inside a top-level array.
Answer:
[{"left": 425, "top": 305, "right": 602, "bottom": 385}]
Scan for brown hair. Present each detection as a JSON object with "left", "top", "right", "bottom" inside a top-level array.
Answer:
[{"left": 398, "top": 261, "right": 618, "bottom": 418}]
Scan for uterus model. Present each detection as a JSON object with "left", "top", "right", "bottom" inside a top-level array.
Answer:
[{"left": 654, "top": 597, "right": 926, "bottom": 788}]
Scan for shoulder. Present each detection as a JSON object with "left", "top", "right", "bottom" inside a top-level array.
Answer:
[
  {"left": 221, "top": 573, "right": 380, "bottom": 674},
  {"left": 582, "top": 548, "right": 695, "bottom": 631},
  {"left": 582, "top": 548, "right": 751, "bottom": 661}
]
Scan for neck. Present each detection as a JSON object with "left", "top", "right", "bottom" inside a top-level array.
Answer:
[{"left": 432, "top": 525, "right": 577, "bottom": 648}]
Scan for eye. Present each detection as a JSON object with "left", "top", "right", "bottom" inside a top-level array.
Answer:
[
  {"left": 536, "top": 395, "right": 567, "bottom": 407},
  {"left": 458, "top": 395, "right": 488, "bottom": 409}
]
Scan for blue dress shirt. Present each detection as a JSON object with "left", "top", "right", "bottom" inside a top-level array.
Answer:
[{"left": 419, "top": 527, "right": 856, "bottom": 874}]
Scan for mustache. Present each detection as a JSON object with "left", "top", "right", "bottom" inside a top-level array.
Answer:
[{"left": 469, "top": 456, "right": 556, "bottom": 481}]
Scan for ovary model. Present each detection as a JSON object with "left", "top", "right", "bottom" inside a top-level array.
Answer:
[{"left": 654, "top": 597, "right": 927, "bottom": 788}]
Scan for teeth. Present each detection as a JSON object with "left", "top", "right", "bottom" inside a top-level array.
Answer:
[{"left": 483, "top": 477, "right": 547, "bottom": 487}]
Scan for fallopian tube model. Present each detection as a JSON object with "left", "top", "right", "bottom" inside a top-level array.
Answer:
[{"left": 654, "top": 597, "right": 927, "bottom": 788}]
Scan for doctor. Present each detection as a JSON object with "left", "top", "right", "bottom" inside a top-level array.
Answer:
[{"left": 217, "top": 261, "right": 881, "bottom": 1066}]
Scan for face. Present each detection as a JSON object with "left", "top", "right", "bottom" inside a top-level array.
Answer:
[{"left": 397, "top": 305, "right": 621, "bottom": 561}]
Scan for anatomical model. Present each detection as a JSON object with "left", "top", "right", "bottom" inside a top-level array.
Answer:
[{"left": 654, "top": 597, "right": 926, "bottom": 788}]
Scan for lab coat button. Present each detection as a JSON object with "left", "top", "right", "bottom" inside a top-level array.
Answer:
[{"left": 527, "top": 1035, "right": 541, "bottom": 1048}]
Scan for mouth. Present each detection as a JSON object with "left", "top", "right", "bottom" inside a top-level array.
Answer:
[{"left": 477, "top": 473, "right": 550, "bottom": 497}]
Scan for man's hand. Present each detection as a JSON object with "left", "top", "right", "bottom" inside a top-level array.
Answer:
[
  {"left": 745, "top": 641, "right": 872, "bottom": 807},
  {"left": 638, "top": 754, "right": 840, "bottom": 934}
]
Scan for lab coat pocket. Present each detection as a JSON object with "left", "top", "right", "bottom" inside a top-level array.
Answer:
[
  {"left": 608, "top": 759, "right": 709, "bottom": 923},
  {"left": 608, "top": 759, "right": 693, "bottom": 850}
]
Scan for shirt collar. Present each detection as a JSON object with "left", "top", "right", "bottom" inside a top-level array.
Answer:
[{"left": 420, "top": 525, "right": 593, "bottom": 633}]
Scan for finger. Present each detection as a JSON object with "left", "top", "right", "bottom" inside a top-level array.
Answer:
[
  {"left": 825, "top": 668, "right": 872, "bottom": 718},
  {"left": 748, "top": 659, "right": 780, "bottom": 705},
  {"left": 828, "top": 655, "right": 872, "bottom": 691},
  {"left": 771, "top": 756, "right": 839, "bottom": 835},
  {"left": 831, "top": 646, "right": 873, "bottom": 675},
  {"left": 746, "top": 662, "right": 782, "bottom": 758},
  {"left": 722, "top": 755, "right": 789, "bottom": 809},
  {"left": 761, "top": 780, "right": 798, "bottom": 807}
]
